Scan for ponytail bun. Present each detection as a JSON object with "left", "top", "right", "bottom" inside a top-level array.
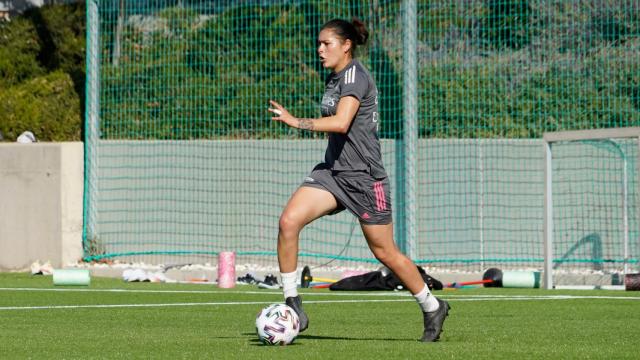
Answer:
[{"left": 351, "top": 18, "right": 369, "bottom": 45}]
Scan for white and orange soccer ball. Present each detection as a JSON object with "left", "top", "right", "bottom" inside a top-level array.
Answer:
[{"left": 255, "top": 303, "right": 300, "bottom": 345}]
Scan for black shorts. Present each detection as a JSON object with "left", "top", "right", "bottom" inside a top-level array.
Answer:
[{"left": 300, "top": 163, "right": 392, "bottom": 225}]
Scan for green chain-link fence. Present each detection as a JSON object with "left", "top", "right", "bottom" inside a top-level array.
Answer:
[{"left": 84, "top": 0, "right": 639, "bottom": 273}]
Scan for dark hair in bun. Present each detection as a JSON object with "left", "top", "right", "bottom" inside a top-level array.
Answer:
[{"left": 321, "top": 18, "right": 369, "bottom": 56}]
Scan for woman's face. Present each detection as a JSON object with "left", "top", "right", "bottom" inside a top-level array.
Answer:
[{"left": 317, "top": 28, "right": 351, "bottom": 71}]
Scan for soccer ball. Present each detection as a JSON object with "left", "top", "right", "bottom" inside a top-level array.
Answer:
[{"left": 255, "top": 303, "right": 300, "bottom": 345}]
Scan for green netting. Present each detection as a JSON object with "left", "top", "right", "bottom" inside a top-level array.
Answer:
[
  {"left": 550, "top": 138, "right": 638, "bottom": 275},
  {"left": 84, "top": 0, "right": 640, "bottom": 272}
]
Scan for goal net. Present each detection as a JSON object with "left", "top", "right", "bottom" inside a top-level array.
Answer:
[{"left": 543, "top": 128, "right": 640, "bottom": 289}]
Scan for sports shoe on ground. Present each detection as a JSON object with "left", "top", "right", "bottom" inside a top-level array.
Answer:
[
  {"left": 420, "top": 298, "right": 450, "bottom": 342},
  {"left": 257, "top": 273, "right": 281, "bottom": 289},
  {"left": 236, "top": 273, "right": 258, "bottom": 285},
  {"left": 285, "top": 295, "right": 309, "bottom": 332}
]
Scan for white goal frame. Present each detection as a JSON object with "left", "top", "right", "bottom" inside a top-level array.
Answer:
[{"left": 543, "top": 127, "right": 640, "bottom": 289}]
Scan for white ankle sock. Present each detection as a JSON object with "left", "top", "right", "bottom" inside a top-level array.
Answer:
[
  {"left": 281, "top": 271, "right": 298, "bottom": 300},
  {"left": 414, "top": 284, "right": 439, "bottom": 312}
]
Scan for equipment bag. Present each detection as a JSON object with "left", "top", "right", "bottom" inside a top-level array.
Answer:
[{"left": 329, "top": 265, "right": 443, "bottom": 291}]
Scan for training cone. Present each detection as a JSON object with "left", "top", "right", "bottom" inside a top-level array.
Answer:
[
  {"left": 482, "top": 268, "right": 540, "bottom": 288},
  {"left": 217, "top": 251, "right": 236, "bottom": 288},
  {"left": 53, "top": 269, "right": 91, "bottom": 286}
]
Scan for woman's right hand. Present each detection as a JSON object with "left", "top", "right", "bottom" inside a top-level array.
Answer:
[{"left": 268, "top": 100, "right": 298, "bottom": 128}]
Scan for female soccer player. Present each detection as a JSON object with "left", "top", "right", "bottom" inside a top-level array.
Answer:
[{"left": 268, "top": 18, "right": 450, "bottom": 342}]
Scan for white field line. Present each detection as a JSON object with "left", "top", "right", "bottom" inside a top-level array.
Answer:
[
  {"left": 2, "top": 295, "right": 639, "bottom": 311},
  {"left": 0, "top": 299, "right": 412, "bottom": 311},
  {"left": 0, "top": 287, "right": 409, "bottom": 296},
  {"left": 1, "top": 287, "right": 640, "bottom": 300},
  {"left": 0, "top": 289, "right": 638, "bottom": 311}
]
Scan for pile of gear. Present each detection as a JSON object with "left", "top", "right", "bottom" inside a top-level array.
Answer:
[{"left": 236, "top": 273, "right": 280, "bottom": 289}]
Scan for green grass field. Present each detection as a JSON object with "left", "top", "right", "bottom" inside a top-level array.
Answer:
[{"left": 0, "top": 273, "right": 638, "bottom": 359}]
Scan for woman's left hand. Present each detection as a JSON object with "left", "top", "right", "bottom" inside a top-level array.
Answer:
[{"left": 268, "top": 100, "right": 298, "bottom": 128}]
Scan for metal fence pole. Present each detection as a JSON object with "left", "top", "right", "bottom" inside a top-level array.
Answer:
[
  {"left": 400, "top": 0, "right": 417, "bottom": 259},
  {"left": 83, "top": 0, "right": 100, "bottom": 254}
]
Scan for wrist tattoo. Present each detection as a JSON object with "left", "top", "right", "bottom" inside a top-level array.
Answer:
[{"left": 298, "top": 118, "right": 315, "bottom": 130}]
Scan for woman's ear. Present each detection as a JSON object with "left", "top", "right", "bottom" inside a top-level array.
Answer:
[{"left": 342, "top": 39, "right": 352, "bottom": 54}]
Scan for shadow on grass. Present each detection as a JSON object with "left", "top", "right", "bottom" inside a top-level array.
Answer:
[{"left": 243, "top": 332, "right": 416, "bottom": 345}]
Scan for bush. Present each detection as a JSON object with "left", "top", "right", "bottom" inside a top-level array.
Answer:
[
  {"left": 99, "top": 3, "right": 329, "bottom": 139},
  {"left": 1, "top": 1, "right": 637, "bottom": 141},
  {"left": 419, "top": 44, "right": 640, "bottom": 139},
  {"left": 24, "top": 2, "right": 86, "bottom": 113},
  {"left": 0, "top": 71, "right": 81, "bottom": 141},
  {"left": 480, "top": 0, "right": 535, "bottom": 50},
  {"left": 98, "top": 2, "right": 406, "bottom": 139},
  {"left": 0, "top": 17, "right": 45, "bottom": 88},
  {"left": 23, "top": 2, "right": 85, "bottom": 77},
  {"left": 0, "top": 2, "right": 85, "bottom": 142}
]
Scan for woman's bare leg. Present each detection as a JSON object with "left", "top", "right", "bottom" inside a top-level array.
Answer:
[
  {"left": 360, "top": 223, "right": 424, "bottom": 294},
  {"left": 361, "top": 222, "right": 450, "bottom": 342},
  {"left": 278, "top": 186, "right": 338, "bottom": 273},
  {"left": 277, "top": 186, "right": 337, "bottom": 332}
]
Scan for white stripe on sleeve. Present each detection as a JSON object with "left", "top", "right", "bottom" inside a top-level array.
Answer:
[{"left": 344, "top": 65, "right": 356, "bottom": 85}]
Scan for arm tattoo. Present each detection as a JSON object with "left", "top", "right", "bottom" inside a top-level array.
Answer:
[{"left": 297, "top": 118, "right": 315, "bottom": 130}]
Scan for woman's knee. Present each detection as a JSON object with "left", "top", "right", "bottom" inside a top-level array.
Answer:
[
  {"left": 372, "top": 246, "right": 397, "bottom": 264},
  {"left": 279, "top": 211, "right": 304, "bottom": 236},
  {"left": 373, "top": 247, "right": 410, "bottom": 268}
]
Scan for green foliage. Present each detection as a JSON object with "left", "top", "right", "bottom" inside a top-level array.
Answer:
[
  {"left": 0, "top": 71, "right": 81, "bottom": 141},
  {"left": 94, "top": 0, "right": 640, "bottom": 140},
  {"left": 1, "top": 1, "right": 638, "bottom": 141},
  {"left": 99, "top": 1, "right": 408, "bottom": 139},
  {"left": 544, "top": 1, "right": 640, "bottom": 53},
  {"left": 24, "top": 2, "right": 86, "bottom": 77},
  {"left": 101, "top": 3, "right": 329, "bottom": 139},
  {"left": 417, "top": 0, "right": 640, "bottom": 138},
  {"left": 419, "top": 1, "right": 481, "bottom": 47},
  {"left": 369, "top": 43, "right": 403, "bottom": 139},
  {"left": 158, "top": 6, "right": 198, "bottom": 35},
  {"left": 0, "top": 17, "right": 45, "bottom": 88},
  {"left": 480, "top": 0, "right": 535, "bottom": 50},
  {"left": 420, "top": 43, "right": 640, "bottom": 139},
  {"left": 0, "top": 2, "right": 85, "bottom": 142},
  {"left": 420, "top": 58, "right": 534, "bottom": 138},
  {"left": 188, "top": 3, "right": 323, "bottom": 136}
]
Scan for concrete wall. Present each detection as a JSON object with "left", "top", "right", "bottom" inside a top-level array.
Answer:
[{"left": 0, "top": 142, "right": 83, "bottom": 270}]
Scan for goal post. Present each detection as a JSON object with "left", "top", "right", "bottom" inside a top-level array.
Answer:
[{"left": 543, "top": 127, "right": 640, "bottom": 289}]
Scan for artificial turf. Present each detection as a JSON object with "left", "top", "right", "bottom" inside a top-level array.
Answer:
[{"left": 0, "top": 273, "right": 638, "bottom": 359}]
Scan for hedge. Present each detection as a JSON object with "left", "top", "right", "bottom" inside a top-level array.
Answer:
[
  {"left": 0, "top": 1, "right": 637, "bottom": 141},
  {"left": 0, "top": 71, "right": 81, "bottom": 141}
]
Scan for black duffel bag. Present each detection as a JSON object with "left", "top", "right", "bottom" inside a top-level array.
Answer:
[{"left": 329, "top": 265, "right": 443, "bottom": 291}]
